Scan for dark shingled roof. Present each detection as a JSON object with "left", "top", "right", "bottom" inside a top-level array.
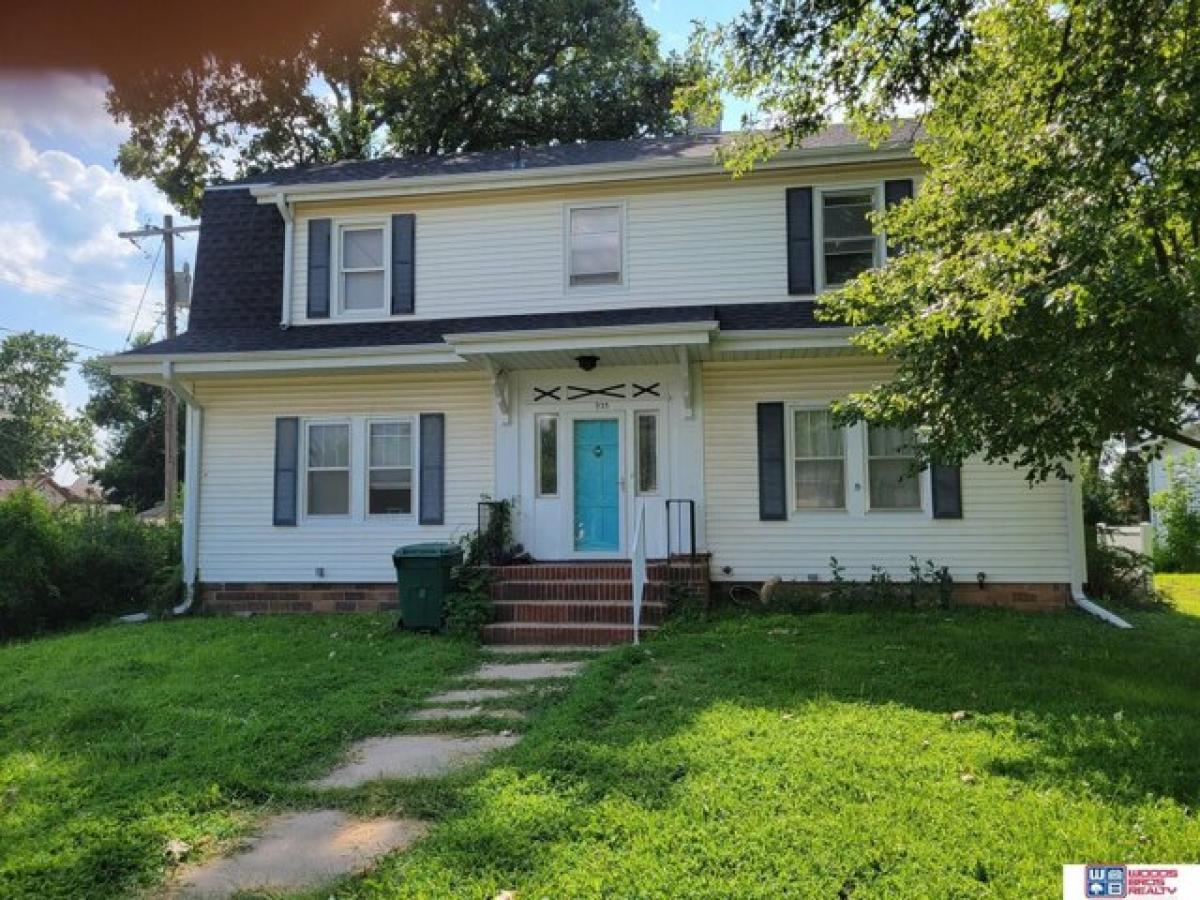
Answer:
[{"left": 226, "top": 121, "right": 921, "bottom": 189}]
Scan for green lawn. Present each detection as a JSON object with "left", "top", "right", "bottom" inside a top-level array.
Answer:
[
  {"left": 0, "top": 616, "right": 479, "bottom": 898},
  {"left": 341, "top": 603, "right": 1200, "bottom": 898},
  {"left": 1156, "top": 573, "right": 1200, "bottom": 616}
]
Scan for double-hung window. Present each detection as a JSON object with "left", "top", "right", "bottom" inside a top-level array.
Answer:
[
  {"left": 367, "top": 420, "right": 414, "bottom": 515},
  {"left": 338, "top": 224, "right": 387, "bottom": 314},
  {"left": 820, "top": 188, "right": 880, "bottom": 287},
  {"left": 568, "top": 205, "right": 623, "bottom": 286},
  {"left": 306, "top": 422, "right": 351, "bottom": 516},
  {"left": 792, "top": 408, "right": 846, "bottom": 509},
  {"left": 868, "top": 426, "right": 921, "bottom": 510}
]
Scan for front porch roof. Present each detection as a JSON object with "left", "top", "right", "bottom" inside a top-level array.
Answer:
[{"left": 103, "top": 301, "right": 857, "bottom": 381}]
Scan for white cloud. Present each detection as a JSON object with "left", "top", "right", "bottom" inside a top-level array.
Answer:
[
  {"left": 0, "top": 128, "right": 185, "bottom": 333},
  {"left": 0, "top": 73, "right": 128, "bottom": 149}
]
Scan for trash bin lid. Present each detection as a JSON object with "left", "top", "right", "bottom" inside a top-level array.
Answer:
[{"left": 393, "top": 541, "right": 463, "bottom": 559}]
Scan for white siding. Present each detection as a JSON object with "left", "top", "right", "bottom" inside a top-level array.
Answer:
[
  {"left": 289, "top": 164, "right": 921, "bottom": 324},
  {"left": 703, "top": 360, "right": 1073, "bottom": 584},
  {"left": 194, "top": 372, "right": 492, "bottom": 583}
]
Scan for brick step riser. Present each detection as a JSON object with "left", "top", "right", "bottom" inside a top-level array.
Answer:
[
  {"left": 481, "top": 624, "right": 656, "bottom": 646},
  {"left": 492, "top": 602, "right": 667, "bottom": 625},
  {"left": 489, "top": 564, "right": 708, "bottom": 583},
  {"left": 490, "top": 582, "right": 670, "bottom": 603}
]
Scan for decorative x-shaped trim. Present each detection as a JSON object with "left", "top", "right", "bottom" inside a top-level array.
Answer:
[
  {"left": 533, "top": 386, "right": 562, "bottom": 402},
  {"left": 567, "top": 384, "right": 626, "bottom": 401},
  {"left": 631, "top": 382, "right": 661, "bottom": 398}
]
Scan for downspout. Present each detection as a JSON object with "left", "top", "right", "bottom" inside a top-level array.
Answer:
[
  {"left": 276, "top": 194, "right": 293, "bottom": 328},
  {"left": 1065, "top": 457, "right": 1133, "bottom": 629},
  {"left": 163, "top": 361, "right": 204, "bottom": 616}
]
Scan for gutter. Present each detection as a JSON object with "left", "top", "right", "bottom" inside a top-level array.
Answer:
[
  {"left": 1064, "top": 456, "right": 1133, "bottom": 628},
  {"left": 1073, "top": 589, "right": 1133, "bottom": 629},
  {"left": 275, "top": 195, "right": 294, "bottom": 328}
]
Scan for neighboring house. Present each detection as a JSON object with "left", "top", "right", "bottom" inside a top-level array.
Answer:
[
  {"left": 0, "top": 475, "right": 73, "bottom": 507},
  {"left": 1147, "top": 427, "right": 1200, "bottom": 527},
  {"left": 105, "top": 122, "right": 1087, "bottom": 642},
  {"left": 66, "top": 475, "right": 107, "bottom": 505}
]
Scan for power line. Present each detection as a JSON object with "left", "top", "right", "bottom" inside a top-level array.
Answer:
[
  {"left": 0, "top": 325, "right": 110, "bottom": 354},
  {"left": 125, "top": 239, "right": 163, "bottom": 347}
]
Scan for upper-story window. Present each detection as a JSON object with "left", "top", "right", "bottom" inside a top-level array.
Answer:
[
  {"left": 820, "top": 188, "right": 881, "bottom": 287},
  {"left": 338, "top": 222, "right": 388, "bottom": 314},
  {"left": 567, "top": 204, "right": 623, "bottom": 287}
]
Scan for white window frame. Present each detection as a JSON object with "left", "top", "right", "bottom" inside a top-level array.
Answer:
[
  {"left": 302, "top": 418, "right": 353, "bottom": 519},
  {"left": 535, "top": 413, "right": 559, "bottom": 498},
  {"left": 815, "top": 183, "right": 885, "bottom": 293},
  {"left": 787, "top": 404, "right": 849, "bottom": 512},
  {"left": 365, "top": 416, "right": 416, "bottom": 518},
  {"left": 633, "top": 409, "right": 660, "bottom": 496},
  {"left": 564, "top": 201, "right": 627, "bottom": 291},
  {"left": 865, "top": 425, "right": 926, "bottom": 513},
  {"left": 334, "top": 217, "right": 391, "bottom": 318}
]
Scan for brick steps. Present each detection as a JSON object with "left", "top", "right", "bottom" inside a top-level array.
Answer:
[
  {"left": 481, "top": 622, "right": 659, "bottom": 646},
  {"left": 490, "top": 580, "right": 669, "bottom": 603},
  {"left": 493, "top": 600, "right": 668, "bottom": 625}
]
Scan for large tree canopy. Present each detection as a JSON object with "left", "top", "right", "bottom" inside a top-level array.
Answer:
[
  {"left": 688, "top": 0, "right": 1199, "bottom": 479},
  {"left": 108, "top": 0, "right": 689, "bottom": 215},
  {"left": 0, "top": 332, "right": 93, "bottom": 479}
]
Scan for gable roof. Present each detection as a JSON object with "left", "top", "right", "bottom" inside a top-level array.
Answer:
[{"left": 225, "top": 121, "right": 922, "bottom": 191}]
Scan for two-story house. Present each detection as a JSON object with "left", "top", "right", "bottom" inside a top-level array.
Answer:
[{"left": 105, "top": 122, "right": 1087, "bottom": 643}]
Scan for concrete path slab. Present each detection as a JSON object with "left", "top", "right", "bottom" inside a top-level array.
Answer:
[
  {"left": 484, "top": 645, "right": 606, "bottom": 654},
  {"left": 310, "top": 734, "right": 520, "bottom": 789},
  {"left": 175, "top": 810, "right": 425, "bottom": 898},
  {"left": 426, "top": 687, "right": 521, "bottom": 703},
  {"left": 467, "top": 661, "right": 584, "bottom": 681},
  {"left": 408, "top": 706, "right": 526, "bottom": 721}
]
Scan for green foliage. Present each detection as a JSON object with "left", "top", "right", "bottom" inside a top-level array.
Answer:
[
  {"left": 444, "top": 498, "right": 524, "bottom": 639},
  {"left": 0, "top": 490, "right": 181, "bottom": 639},
  {"left": 0, "top": 331, "right": 93, "bottom": 479},
  {"left": 345, "top": 606, "right": 1200, "bottom": 897},
  {"left": 1150, "top": 452, "right": 1200, "bottom": 572},
  {"left": 106, "top": 0, "right": 690, "bottom": 216},
  {"left": 769, "top": 556, "right": 953, "bottom": 612},
  {"left": 1086, "top": 542, "right": 1162, "bottom": 609},
  {"left": 82, "top": 333, "right": 181, "bottom": 510},
  {"left": 0, "top": 616, "right": 478, "bottom": 896},
  {"left": 689, "top": 0, "right": 1200, "bottom": 479}
]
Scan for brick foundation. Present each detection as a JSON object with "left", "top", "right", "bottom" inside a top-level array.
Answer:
[
  {"left": 200, "top": 583, "right": 398, "bottom": 615},
  {"left": 711, "top": 580, "right": 1071, "bottom": 612}
]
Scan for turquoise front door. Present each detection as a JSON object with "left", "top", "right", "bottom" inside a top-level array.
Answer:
[{"left": 573, "top": 418, "right": 620, "bottom": 552}]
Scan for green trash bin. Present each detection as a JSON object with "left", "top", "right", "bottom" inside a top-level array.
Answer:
[{"left": 392, "top": 542, "right": 463, "bottom": 631}]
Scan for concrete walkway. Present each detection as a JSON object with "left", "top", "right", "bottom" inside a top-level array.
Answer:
[{"left": 177, "top": 652, "right": 589, "bottom": 897}]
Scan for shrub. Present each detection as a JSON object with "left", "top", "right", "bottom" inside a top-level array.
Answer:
[
  {"left": 1085, "top": 541, "right": 1163, "bottom": 609},
  {"left": 749, "top": 557, "right": 954, "bottom": 613},
  {"left": 0, "top": 489, "right": 181, "bottom": 640},
  {"left": 1150, "top": 452, "right": 1200, "bottom": 572}
]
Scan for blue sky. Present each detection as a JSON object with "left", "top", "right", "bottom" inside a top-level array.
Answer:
[{"left": 0, "top": 0, "right": 749, "bottom": 469}]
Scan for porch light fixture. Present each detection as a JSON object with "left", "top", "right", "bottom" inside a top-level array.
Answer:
[{"left": 575, "top": 354, "right": 599, "bottom": 372}]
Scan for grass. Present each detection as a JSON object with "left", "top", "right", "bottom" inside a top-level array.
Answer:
[
  {"left": 335, "top": 602, "right": 1200, "bottom": 899},
  {"left": 1156, "top": 572, "right": 1200, "bottom": 616},
  {"left": 0, "top": 615, "right": 479, "bottom": 898}
]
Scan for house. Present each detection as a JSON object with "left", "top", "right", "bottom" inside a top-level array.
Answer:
[
  {"left": 104, "top": 122, "right": 1087, "bottom": 643},
  {"left": 1147, "top": 428, "right": 1200, "bottom": 531},
  {"left": 0, "top": 475, "right": 73, "bottom": 508}
]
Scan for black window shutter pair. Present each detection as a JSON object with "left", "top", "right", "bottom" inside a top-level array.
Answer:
[
  {"left": 754, "top": 402, "right": 962, "bottom": 520},
  {"left": 786, "top": 178, "right": 914, "bottom": 294},
  {"left": 306, "top": 215, "right": 415, "bottom": 318},
  {"left": 273, "top": 414, "right": 445, "bottom": 526}
]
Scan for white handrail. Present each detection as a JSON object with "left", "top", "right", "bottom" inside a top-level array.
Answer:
[{"left": 630, "top": 502, "right": 647, "bottom": 645}]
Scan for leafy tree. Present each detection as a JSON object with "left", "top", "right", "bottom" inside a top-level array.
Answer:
[
  {"left": 108, "top": 0, "right": 689, "bottom": 215},
  {"left": 686, "top": 0, "right": 1200, "bottom": 479},
  {"left": 0, "top": 332, "right": 93, "bottom": 479},
  {"left": 82, "top": 334, "right": 182, "bottom": 510}
]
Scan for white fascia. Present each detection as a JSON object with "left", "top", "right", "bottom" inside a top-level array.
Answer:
[
  {"left": 445, "top": 320, "right": 719, "bottom": 357},
  {"left": 247, "top": 144, "right": 919, "bottom": 205},
  {"left": 711, "top": 326, "right": 859, "bottom": 353}
]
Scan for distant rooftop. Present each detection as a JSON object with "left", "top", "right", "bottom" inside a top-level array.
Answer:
[{"left": 223, "top": 120, "right": 922, "bottom": 190}]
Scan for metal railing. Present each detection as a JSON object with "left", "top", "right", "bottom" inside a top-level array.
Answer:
[
  {"left": 665, "top": 498, "right": 696, "bottom": 561},
  {"left": 630, "top": 502, "right": 647, "bottom": 645}
]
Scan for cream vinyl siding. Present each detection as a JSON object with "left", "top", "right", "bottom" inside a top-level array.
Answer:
[
  {"left": 193, "top": 372, "right": 491, "bottom": 583},
  {"left": 702, "top": 360, "right": 1072, "bottom": 584},
  {"left": 288, "top": 164, "right": 921, "bottom": 323}
]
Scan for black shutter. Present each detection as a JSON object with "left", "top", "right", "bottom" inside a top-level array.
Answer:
[
  {"left": 273, "top": 417, "right": 299, "bottom": 526},
  {"left": 307, "top": 218, "right": 331, "bottom": 318},
  {"left": 883, "top": 178, "right": 914, "bottom": 258},
  {"left": 757, "top": 403, "right": 787, "bottom": 521},
  {"left": 786, "top": 187, "right": 815, "bottom": 295},
  {"left": 931, "top": 464, "right": 963, "bottom": 519},
  {"left": 419, "top": 413, "right": 444, "bottom": 525},
  {"left": 391, "top": 214, "right": 415, "bottom": 315}
]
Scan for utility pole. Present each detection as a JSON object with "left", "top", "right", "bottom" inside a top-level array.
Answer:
[{"left": 119, "top": 215, "right": 200, "bottom": 522}]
